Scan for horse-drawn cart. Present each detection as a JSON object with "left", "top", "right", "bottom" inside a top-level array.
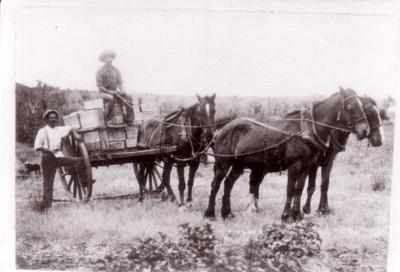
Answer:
[{"left": 59, "top": 98, "right": 174, "bottom": 202}]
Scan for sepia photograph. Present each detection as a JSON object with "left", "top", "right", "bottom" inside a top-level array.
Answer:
[{"left": 2, "top": 0, "right": 400, "bottom": 271}]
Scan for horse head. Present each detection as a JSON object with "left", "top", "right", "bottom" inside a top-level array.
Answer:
[
  {"left": 194, "top": 93, "right": 216, "bottom": 146},
  {"left": 360, "top": 96, "right": 384, "bottom": 147},
  {"left": 338, "top": 87, "right": 370, "bottom": 140}
]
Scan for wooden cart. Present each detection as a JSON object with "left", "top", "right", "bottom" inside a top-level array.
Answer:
[{"left": 59, "top": 100, "right": 172, "bottom": 201}]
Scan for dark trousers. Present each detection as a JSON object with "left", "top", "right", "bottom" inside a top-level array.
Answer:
[
  {"left": 41, "top": 154, "right": 82, "bottom": 208},
  {"left": 101, "top": 92, "right": 134, "bottom": 122}
]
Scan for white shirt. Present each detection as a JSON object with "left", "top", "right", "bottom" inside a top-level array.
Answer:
[{"left": 34, "top": 125, "right": 72, "bottom": 157}]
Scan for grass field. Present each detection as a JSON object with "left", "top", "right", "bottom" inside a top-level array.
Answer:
[{"left": 15, "top": 122, "right": 394, "bottom": 271}]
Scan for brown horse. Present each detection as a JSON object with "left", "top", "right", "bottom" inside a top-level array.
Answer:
[
  {"left": 204, "top": 88, "right": 370, "bottom": 221},
  {"left": 137, "top": 94, "right": 216, "bottom": 205},
  {"left": 302, "top": 96, "right": 384, "bottom": 215}
]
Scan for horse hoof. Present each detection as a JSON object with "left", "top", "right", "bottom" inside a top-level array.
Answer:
[
  {"left": 292, "top": 211, "right": 303, "bottom": 221},
  {"left": 247, "top": 206, "right": 263, "bottom": 213},
  {"left": 222, "top": 212, "right": 235, "bottom": 220},
  {"left": 186, "top": 202, "right": 193, "bottom": 208},
  {"left": 303, "top": 205, "right": 311, "bottom": 214},
  {"left": 281, "top": 212, "right": 292, "bottom": 223},
  {"left": 155, "top": 186, "right": 165, "bottom": 193},
  {"left": 204, "top": 209, "right": 216, "bottom": 219},
  {"left": 317, "top": 207, "right": 332, "bottom": 216}
]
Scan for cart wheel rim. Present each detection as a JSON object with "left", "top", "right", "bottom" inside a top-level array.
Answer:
[{"left": 133, "top": 161, "right": 163, "bottom": 192}]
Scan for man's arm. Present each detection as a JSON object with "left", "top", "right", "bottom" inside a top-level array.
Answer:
[
  {"left": 34, "top": 129, "right": 55, "bottom": 156},
  {"left": 36, "top": 147, "right": 56, "bottom": 156},
  {"left": 96, "top": 69, "right": 117, "bottom": 95},
  {"left": 116, "top": 69, "right": 124, "bottom": 92}
]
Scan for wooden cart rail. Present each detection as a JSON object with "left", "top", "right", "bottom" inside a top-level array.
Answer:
[{"left": 88, "top": 146, "right": 177, "bottom": 167}]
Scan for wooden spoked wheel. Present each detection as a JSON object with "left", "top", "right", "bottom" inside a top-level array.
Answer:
[
  {"left": 59, "top": 130, "right": 93, "bottom": 201},
  {"left": 133, "top": 161, "right": 163, "bottom": 192}
]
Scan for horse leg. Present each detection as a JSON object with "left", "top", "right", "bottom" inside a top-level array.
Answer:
[
  {"left": 136, "top": 162, "right": 147, "bottom": 202},
  {"left": 282, "top": 162, "right": 301, "bottom": 222},
  {"left": 187, "top": 160, "right": 200, "bottom": 204},
  {"left": 303, "top": 164, "right": 318, "bottom": 214},
  {"left": 249, "top": 168, "right": 266, "bottom": 212},
  {"left": 318, "top": 159, "right": 335, "bottom": 215},
  {"left": 162, "top": 159, "right": 176, "bottom": 202},
  {"left": 292, "top": 171, "right": 308, "bottom": 221},
  {"left": 221, "top": 163, "right": 244, "bottom": 219},
  {"left": 204, "top": 160, "right": 231, "bottom": 219},
  {"left": 177, "top": 162, "right": 186, "bottom": 206}
]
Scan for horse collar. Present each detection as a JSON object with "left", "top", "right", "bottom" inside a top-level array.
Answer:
[{"left": 310, "top": 102, "right": 330, "bottom": 149}]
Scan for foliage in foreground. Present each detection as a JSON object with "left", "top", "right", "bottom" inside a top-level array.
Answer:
[{"left": 102, "top": 221, "right": 321, "bottom": 272}]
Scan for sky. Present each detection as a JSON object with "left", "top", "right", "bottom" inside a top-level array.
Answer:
[{"left": 14, "top": 2, "right": 399, "bottom": 99}]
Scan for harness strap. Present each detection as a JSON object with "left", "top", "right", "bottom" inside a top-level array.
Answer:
[
  {"left": 310, "top": 102, "right": 330, "bottom": 149},
  {"left": 240, "top": 118, "right": 291, "bottom": 136},
  {"left": 329, "top": 132, "right": 346, "bottom": 151},
  {"left": 44, "top": 127, "right": 50, "bottom": 149}
]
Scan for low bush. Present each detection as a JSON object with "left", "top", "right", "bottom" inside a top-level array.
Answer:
[
  {"left": 102, "top": 222, "right": 321, "bottom": 272},
  {"left": 246, "top": 221, "right": 321, "bottom": 272}
]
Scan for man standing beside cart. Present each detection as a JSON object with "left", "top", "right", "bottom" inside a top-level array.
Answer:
[
  {"left": 96, "top": 49, "right": 135, "bottom": 126},
  {"left": 34, "top": 110, "right": 84, "bottom": 209}
]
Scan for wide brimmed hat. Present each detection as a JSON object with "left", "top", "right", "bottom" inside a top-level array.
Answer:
[
  {"left": 99, "top": 49, "right": 116, "bottom": 62},
  {"left": 42, "top": 109, "right": 59, "bottom": 120}
]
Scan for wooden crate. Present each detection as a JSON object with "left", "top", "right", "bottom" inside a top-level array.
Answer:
[
  {"left": 85, "top": 141, "right": 102, "bottom": 151},
  {"left": 106, "top": 140, "right": 126, "bottom": 150},
  {"left": 63, "top": 112, "right": 81, "bottom": 129},
  {"left": 126, "top": 138, "right": 137, "bottom": 148},
  {"left": 140, "top": 103, "right": 158, "bottom": 113},
  {"left": 107, "top": 128, "right": 126, "bottom": 141},
  {"left": 135, "top": 111, "right": 158, "bottom": 122},
  {"left": 125, "top": 125, "right": 139, "bottom": 139},
  {"left": 81, "top": 130, "right": 107, "bottom": 151},
  {"left": 83, "top": 99, "right": 104, "bottom": 110},
  {"left": 80, "top": 109, "right": 105, "bottom": 129},
  {"left": 133, "top": 120, "right": 143, "bottom": 125}
]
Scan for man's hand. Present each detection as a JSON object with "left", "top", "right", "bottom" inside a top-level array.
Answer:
[
  {"left": 37, "top": 147, "right": 56, "bottom": 157},
  {"left": 107, "top": 89, "right": 117, "bottom": 95}
]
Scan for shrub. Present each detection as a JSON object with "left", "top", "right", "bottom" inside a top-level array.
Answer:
[
  {"left": 371, "top": 173, "right": 388, "bottom": 191},
  {"left": 101, "top": 222, "right": 321, "bottom": 272},
  {"left": 246, "top": 221, "right": 322, "bottom": 272}
]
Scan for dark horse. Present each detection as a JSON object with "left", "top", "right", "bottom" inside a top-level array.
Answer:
[
  {"left": 302, "top": 96, "right": 384, "bottom": 215},
  {"left": 204, "top": 88, "right": 370, "bottom": 221},
  {"left": 137, "top": 94, "right": 216, "bottom": 205}
]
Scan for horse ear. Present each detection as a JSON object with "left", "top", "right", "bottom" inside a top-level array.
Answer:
[
  {"left": 339, "top": 86, "right": 345, "bottom": 96},
  {"left": 211, "top": 93, "right": 216, "bottom": 101},
  {"left": 196, "top": 94, "right": 203, "bottom": 103}
]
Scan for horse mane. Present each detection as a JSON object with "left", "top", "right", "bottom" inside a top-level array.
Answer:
[
  {"left": 360, "top": 96, "right": 377, "bottom": 107},
  {"left": 162, "top": 102, "right": 200, "bottom": 122},
  {"left": 163, "top": 109, "right": 183, "bottom": 122},
  {"left": 184, "top": 103, "right": 200, "bottom": 116}
]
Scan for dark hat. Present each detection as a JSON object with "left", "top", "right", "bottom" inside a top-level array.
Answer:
[
  {"left": 42, "top": 109, "right": 59, "bottom": 120},
  {"left": 99, "top": 49, "right": 116, "bottom": 62}
]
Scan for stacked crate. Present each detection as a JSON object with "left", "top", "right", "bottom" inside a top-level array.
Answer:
[
  {"left": 135, "top": 102, "right": 159, "bottom": 123},
  {"left": 62, "top": 98, "right": 142, "bottom": 152}
]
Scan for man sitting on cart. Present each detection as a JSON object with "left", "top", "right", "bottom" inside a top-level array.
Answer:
[
  {"left": 34, "top": 110, "right": 84, "bottom": 209},
  {"left": 96, "top": 49, "right": 134, "bottom": 126}
]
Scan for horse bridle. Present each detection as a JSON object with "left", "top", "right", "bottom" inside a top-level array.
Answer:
[
  {"left": 309, "top": 93, "right": 368, "bottom": 149},
  {"left": 176, "top": 108, "right": 215, "bottom": 159},
  {"left": 336, "top": 94, "right": 368, "bottom": 130},
  {"left": 363, "top": 102, "right": 382, "bottom": 131}
]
